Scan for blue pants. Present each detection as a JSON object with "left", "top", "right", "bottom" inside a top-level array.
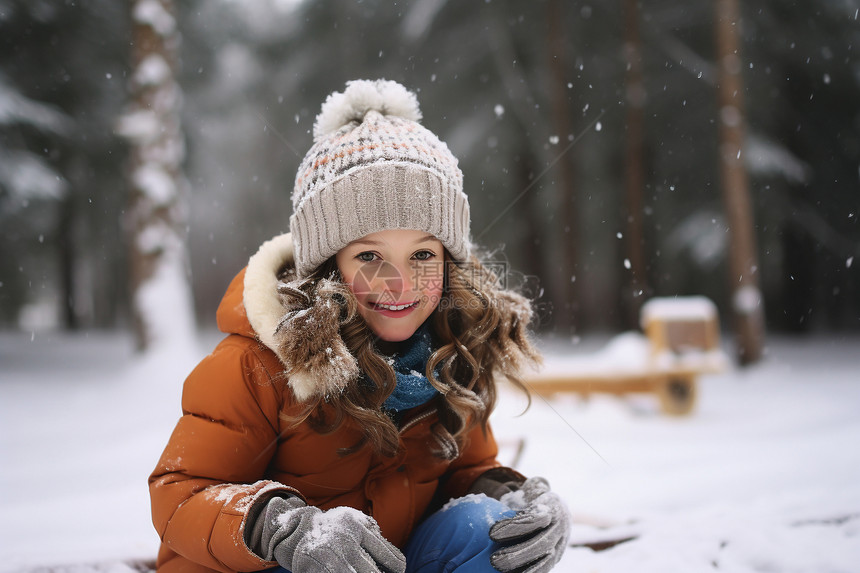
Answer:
[
  {"left": 404, "top": 495, "right": 515, "bottom": 572},
  {"left": 266, "top": 495, "right": 515, "bottom": 573}
]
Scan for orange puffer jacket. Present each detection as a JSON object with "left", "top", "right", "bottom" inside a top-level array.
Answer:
[{"left": 149, "top": 234, "right": 505, "bottom": 573}]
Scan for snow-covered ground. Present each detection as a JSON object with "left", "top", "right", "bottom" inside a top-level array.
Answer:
[{"left": 1, "top": 330, "right": 859, "bottom": 572}]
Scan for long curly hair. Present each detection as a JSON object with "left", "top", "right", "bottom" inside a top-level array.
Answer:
[{"left": 277, "top": 253, "right": 541, "bottom": 459}]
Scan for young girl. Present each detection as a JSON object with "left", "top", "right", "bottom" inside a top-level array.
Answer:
[{"left": 149, "top": 80, "right": 570, "bottom": 573}]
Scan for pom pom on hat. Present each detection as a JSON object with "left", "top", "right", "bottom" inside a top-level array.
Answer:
[
  {"left": 313, "top": 79, "right": 422, "bottom": 141},
  {"left": 290, "top": 79, "right": 470, "bottom": 278}
]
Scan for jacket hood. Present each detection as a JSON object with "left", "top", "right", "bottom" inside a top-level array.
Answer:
[{"left": 216, "top": 233, "right": 360, "bottom": 402}]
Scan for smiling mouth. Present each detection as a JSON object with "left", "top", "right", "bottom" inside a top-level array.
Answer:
[{"left": 373, "top": 301, "right": 419, "bottom": 311}]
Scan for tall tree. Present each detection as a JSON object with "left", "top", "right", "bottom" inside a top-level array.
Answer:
[
  {"left": 622, "top": 0, "right": 649, "bottom": 328},
  {"left": 714, "top": 0, "right": 764, "bottom": 363},
  {"left": 0, "top": 73, "right": 71, "bottom": 325},
  {"left": 547, "top": 0, "right": 580, "bottom": 333},
  {"left": 118, "top": 0, "right": 195, "bottom": 351},
  {"left": 0, "top": 1, "right": 130, "bottom": 331}
]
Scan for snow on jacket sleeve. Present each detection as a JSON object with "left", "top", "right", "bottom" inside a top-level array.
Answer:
[{"left": 149, "top": 335, "right": 301, "bottom": 573}]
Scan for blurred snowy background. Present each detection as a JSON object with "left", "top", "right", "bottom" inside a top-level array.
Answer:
[
  {"left": 2, "top": 0, "right": 858, "bottom": 342},
  {"left": 1, "top": 0, "right": 860, "bottom": 571}
]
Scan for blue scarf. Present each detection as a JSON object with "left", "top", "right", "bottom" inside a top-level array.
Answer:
[{"left": 380, "top": 325, "right": 440, "bottom": 413}]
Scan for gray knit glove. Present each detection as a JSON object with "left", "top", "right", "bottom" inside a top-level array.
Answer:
[
  {"left": 249, "top": 496, "right": 406, "bottom": 573},
  {"left": 490, "top": 477, "right": 570, "bottom": 573}
]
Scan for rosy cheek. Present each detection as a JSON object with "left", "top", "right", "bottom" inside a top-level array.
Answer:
[{"left": 423, "top": 282, "right": 443, "bottom": 308}]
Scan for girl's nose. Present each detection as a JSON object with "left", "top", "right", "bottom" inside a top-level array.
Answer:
[
  {"left": 363, "top": 261, "right": 407, "bottom": 303},
  {"left": 379, "top": 263, "right": 407, "bottom": 295}
]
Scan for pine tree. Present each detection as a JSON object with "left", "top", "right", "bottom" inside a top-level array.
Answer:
[
  {"left": 117, "top": 0, "right": 195, "bottom": 351},
  {"left": 714, "top": 0, "right": 765, "bottom": 363}
]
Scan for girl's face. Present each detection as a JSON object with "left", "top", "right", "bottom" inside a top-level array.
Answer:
[{"left": 335, "top": 229, "right": 445, "bottom": 342}]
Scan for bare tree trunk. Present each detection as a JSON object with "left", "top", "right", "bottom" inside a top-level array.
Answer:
[
  {"left": 547, "top": 0, "right": 580, "bottom": 334},
  {"left": 58, "top": 193, "right": 78, "bottom": 330},
  {"left": 515, "top": 148, "right": 549, "bottom": 314},
  {"left": 622, "top": 0, "right": 649, "bottom": 328},
  {"left": 714, "top": 0, "right": 764, "bottom": 364},
  {"left": 118, "top": 0, "right": 195, "bottom": 352}
]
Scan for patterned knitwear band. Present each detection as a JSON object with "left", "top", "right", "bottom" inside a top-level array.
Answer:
[{"left": 290, "top": 79, "right": 471, "bottom": 278}]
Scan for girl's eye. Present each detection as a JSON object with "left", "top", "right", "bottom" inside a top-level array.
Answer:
[
  {"left": 412, "top": 250, "right": 436, "bottom": 261},
  {"left": 356, "top": 252, "right": 378, "bottom": 263}
]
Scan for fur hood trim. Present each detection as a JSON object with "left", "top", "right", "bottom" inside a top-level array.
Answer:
[
  {"left": 243, "top": 233, "right": 359, "bottom": 402},
  {"left": 243, "top": 233, "right": 293, "bottom": 355}
]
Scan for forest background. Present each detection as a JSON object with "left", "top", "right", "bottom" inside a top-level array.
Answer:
[{"left": 1, "top": 0, "right": 859, "bottom": 360}]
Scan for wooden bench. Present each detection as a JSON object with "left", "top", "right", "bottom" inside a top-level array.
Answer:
[{"left": 524, "top": 296, "right": 726, "bottom": 415}]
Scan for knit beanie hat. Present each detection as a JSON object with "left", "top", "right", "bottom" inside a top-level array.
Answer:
[{"left": 290, "top": 79, "right": 471, "bottom": 278}]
